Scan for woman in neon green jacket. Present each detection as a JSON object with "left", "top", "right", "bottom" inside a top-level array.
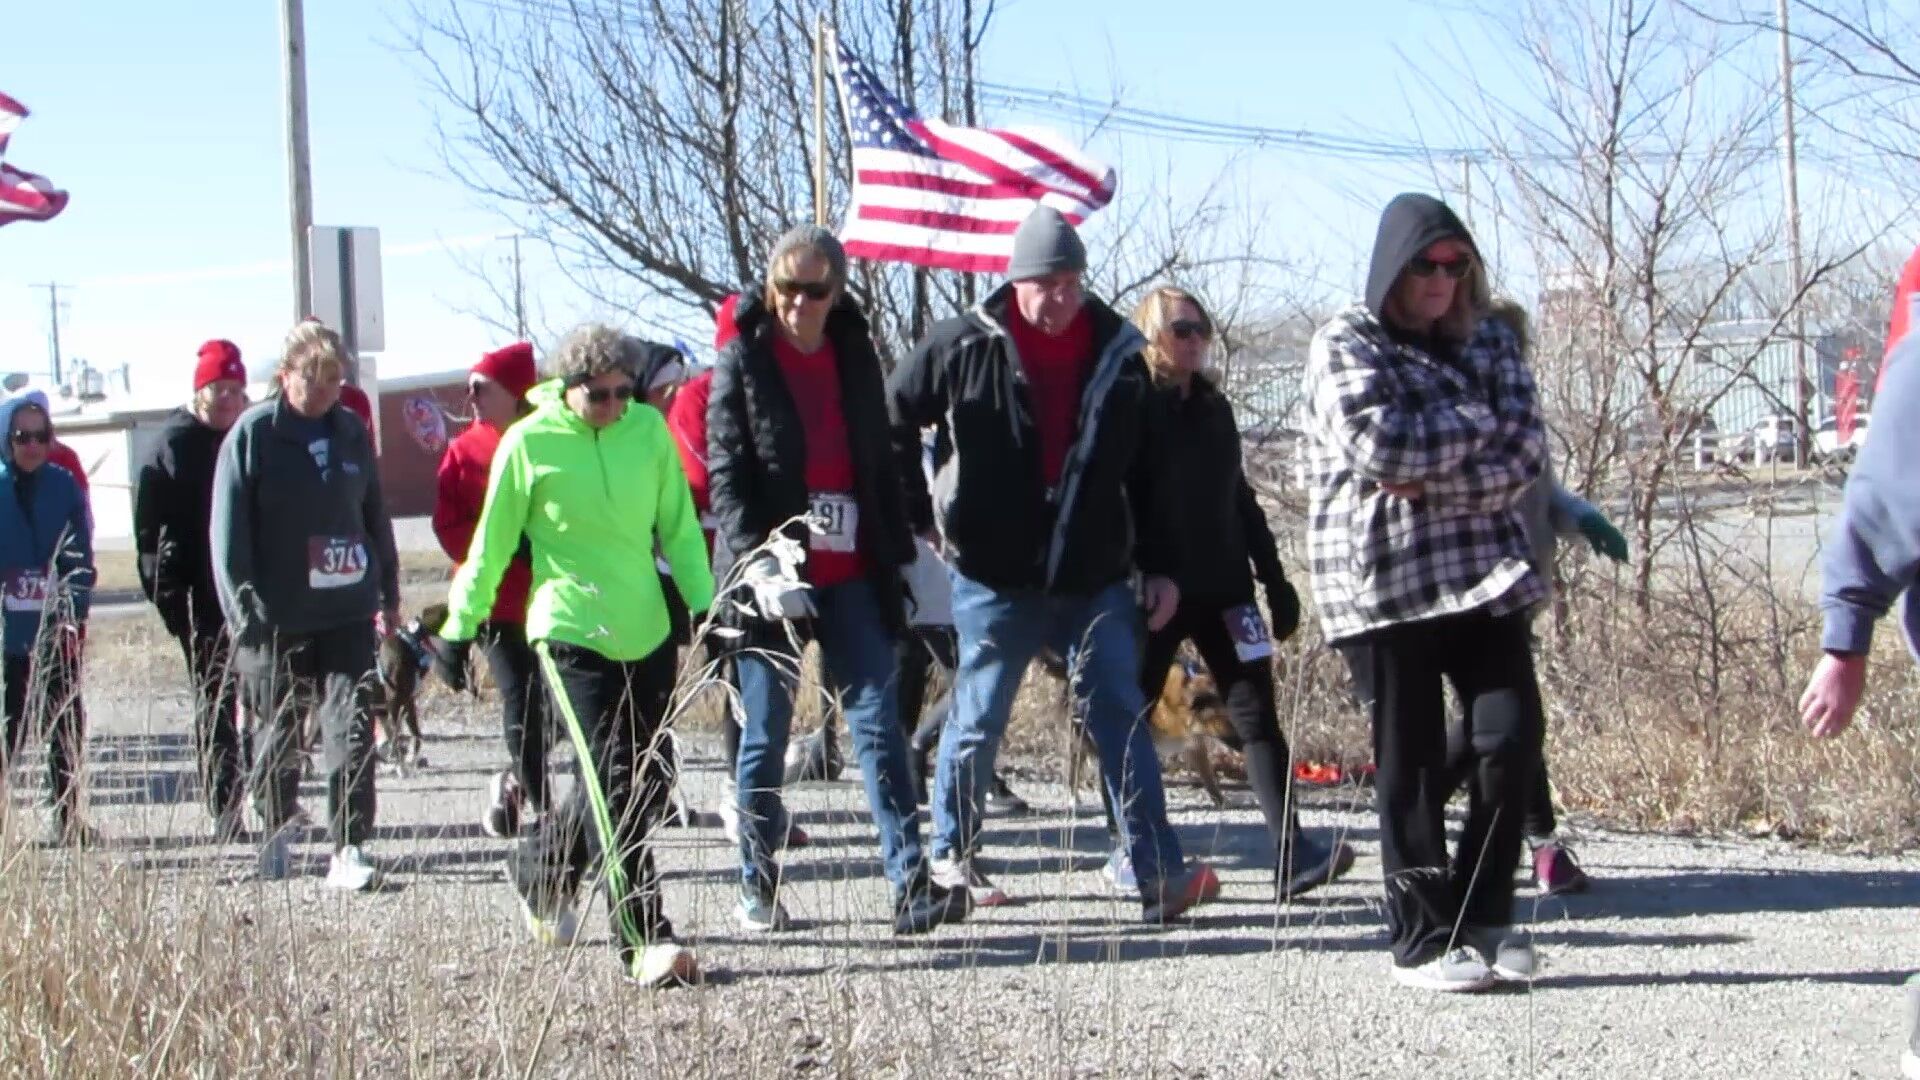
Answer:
[{"left": 432, "top": 323, "right": 715, "bottom": 989}]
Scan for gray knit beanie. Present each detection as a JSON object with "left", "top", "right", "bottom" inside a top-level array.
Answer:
[
  {"left": 768, "top": 226, "right": 848, "bottom": 285},
  {"left": 1005, "top": 206, "right": 1088, "bottom": 281}
]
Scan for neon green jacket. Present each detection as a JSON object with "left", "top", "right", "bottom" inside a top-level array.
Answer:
[{"left": 443, "top": 379, "right": 715, "bottom": 661}]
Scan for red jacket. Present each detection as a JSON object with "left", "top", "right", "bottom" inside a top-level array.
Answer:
[
  {"left": 432, "top": 420, "right": 530, "bottom": 624},
  {"left": 666, "top": 369, "right": 717, "bottom": 556},
  {"left": 49, "top": 441, "right": 90, "bottom": 501}
]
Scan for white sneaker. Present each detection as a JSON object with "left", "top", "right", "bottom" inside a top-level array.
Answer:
[
  {"left": 1390, "top": 948, "right": 1496, "bottom": 993},
  {"left": 629, "top": 941, "right": 700, "bottom": 988},
  {"left": 931, "top": 855, "right": 1009, "bottom": 907},
  {"left": 1904, "top": 1050, "right": 1920, "bottom": 1080},
  {"left": 718, "top": 798, "right": 742, "bottom": 845},
  {"left": 483, "top": 770, "right": 523, "bottom": 839},
  {"left": 519, "top": 897, "right": 579, "bottom": 947},
  {"left": 257, "top": 826, "right": 293, "bottom": 881},
  {"left": 1462, "top": 926, "right": 1538, "bottom": 980},
  {"left": 324, "top": 845, "right": 382, "bottom": 891}
]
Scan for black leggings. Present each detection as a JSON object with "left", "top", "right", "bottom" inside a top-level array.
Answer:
[
  {"left": 2, "top": 637, "right": 85, "bottom": 819},
  {"left": 511, "top": 641, "right": 679, "bottom": 959},
  {"left": 478, "top": 621, "right": 550, "bottom": 810},
  {"left": 179, "top": 627, "right": 244, "bottom": 819},
  {"left": 1136, "top": 597, "right": 1302, "bottom": 860},
  {"left": 1350, "top": 610, "right": 1543, "bottom": 967}
]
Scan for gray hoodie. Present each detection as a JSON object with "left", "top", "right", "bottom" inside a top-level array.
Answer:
[
  {"left": 1820, "top": 335, "right": 1920, "bottom": 659},
  {"left": 209, "top": 394, "right": 400, "bottom": 649}
]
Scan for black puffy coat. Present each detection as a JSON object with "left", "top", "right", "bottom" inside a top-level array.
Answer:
[
  {"left": 133, "top": 408, "right": 227, "bottom": 639},
  {"left": 706, "top": 292, "right": 915, "bottom": 636}
]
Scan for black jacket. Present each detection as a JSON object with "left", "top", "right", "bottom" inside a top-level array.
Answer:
[
  {"left": 1145, "top": 376, "right": 1290, "bottom": 607},
  {"left": 887, "top": 284, "right": 1178, "bottom": 595},
  {"left": 133, "top": 407, "right": 228, "bottom": 639},
  {"left": 707, "top": 293, "right": 915, "bottom": 635}
]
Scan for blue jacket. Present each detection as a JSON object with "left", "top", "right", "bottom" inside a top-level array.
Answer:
[
  {"left": 0, "top": 397, "right": 94, "bottom": 657},
  {"left": 1821, "top": 335, "right": 1920, "bottom": 660}
]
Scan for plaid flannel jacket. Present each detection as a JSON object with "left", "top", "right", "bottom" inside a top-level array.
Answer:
[{"left": 1304, "top": 304, "right": 1547, "bottom": 643}]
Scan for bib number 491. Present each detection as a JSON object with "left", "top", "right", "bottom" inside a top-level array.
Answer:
[{"left": 808, "top": 493, "right": 858, "bottom": 555}]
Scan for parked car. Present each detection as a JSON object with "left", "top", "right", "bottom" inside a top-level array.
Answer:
[
  {"left": 1745, "top": 414, "right": 1799, "bottom": 465},
  {"left": 1814, "top": 414, "right": 1871, "bottom": 462}
]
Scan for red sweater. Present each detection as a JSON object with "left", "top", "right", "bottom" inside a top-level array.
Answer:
[
  {"left": 48, "top": 441, "right": 90, "bottom": 501},
  {"left": 666, "top": 369, "right": 717, "bottom": 557},
  {"left": 773, "top": 335, "right": 864, "bottom": 588},
  {"left": 1007, "top": 306, "right": 1092, "bottom": 488},
  {"left": 432, "top": 420, "right": 531, "bottom": 624}
]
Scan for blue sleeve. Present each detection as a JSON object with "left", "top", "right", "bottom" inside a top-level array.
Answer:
[{"left": 1821, "top": 339, "right": 1920, "bottom": 653}]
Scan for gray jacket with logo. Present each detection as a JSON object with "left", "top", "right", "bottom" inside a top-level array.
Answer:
[{"left": 209, "top": 394, "right": 400, "bottom": 649}]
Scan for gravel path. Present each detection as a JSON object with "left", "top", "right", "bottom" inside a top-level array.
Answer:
[{"left": 10, "top": 674, "right": 1919, "bottom": 1079}]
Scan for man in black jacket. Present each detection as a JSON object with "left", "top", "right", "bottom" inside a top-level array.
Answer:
[
  {"left": 134, "top": 339, "right": 250, "bottom": 838},
  {"left": 886, "top": 206, "right": 1218, "bottom": 922}
]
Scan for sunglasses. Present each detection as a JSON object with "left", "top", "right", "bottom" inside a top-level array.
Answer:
[
  {"left": 10, "top": 430, "right": 50, "bottom": 446},
  {"left": 774, "top": 279, "right": 835, "bottom": 301},
  {"left": 1406, "top": 255, "right": 1474, "bottom": 280},
  {"left": 466, "top": 381, "right": 487, "bottom": 397},
  {"left": 581, "top": 384, "right": 635, "bottom": 405},
  {"left": 1169, "top": 319, "right": 1212, "bottom": 342}
]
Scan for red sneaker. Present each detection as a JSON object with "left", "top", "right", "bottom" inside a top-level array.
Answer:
[
  {"left": 1143, "top": 862, "right": 1222, "bottom": 924},
  {"left": 1532, "top": 841, "right": 1591, "bottom": 896}
]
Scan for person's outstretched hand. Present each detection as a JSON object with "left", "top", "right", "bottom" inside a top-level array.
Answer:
[
  {"left": 1142, "top": 576, "right": 1180, "bottom": 633},
  {"left": 430, "top": 634, "right": 474, "bottom": 694},
  {"left": 1800, "top": 652, "right": 1867, "bottom": 739},
  {"left": 1578, "top": 509, "right": 1630, "bottom": 563}
]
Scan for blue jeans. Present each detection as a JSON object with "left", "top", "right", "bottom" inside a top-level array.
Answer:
[
  {"left": 933, "top": 571, "right": 1185, "bottom": 889},
  {"left": 735, "top": 578, "right": 924, "bottom": 893}
]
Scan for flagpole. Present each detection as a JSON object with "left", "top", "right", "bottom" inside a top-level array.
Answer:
[{"left": 812, "top": 14, "right": 828, "bottom": 227}]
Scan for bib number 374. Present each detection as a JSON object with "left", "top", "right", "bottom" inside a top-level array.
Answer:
[
  {"left": 308, "top": 536, "right": 370, "bottom": 590},
  {"left": 808, "top": 493, "right": 858, "bottom": 555},
  {"left": 2, "top": 570, "right": 48, "bottom": 613},
  {"left": 1224, "top": 603, "right": 1273, "bottom": 663}
]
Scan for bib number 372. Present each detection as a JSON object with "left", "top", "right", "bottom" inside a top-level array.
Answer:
[
  {"left": 1224, "top": 603, "right": 1273, "bottom": 663},
  {"left": 808, "top": 493, "right": 858, "bottom": 555},
  {"left": 308, "top": 536, "right": 370, "bottom": 590}
]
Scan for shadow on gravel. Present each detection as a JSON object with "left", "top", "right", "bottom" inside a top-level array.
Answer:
[
  {"left": 702, "top": 928, "right": 1296, "bottom": 982},
  {"left": 89, "top": 732, "right": 196, "bottom": 765},
  {"left": 1529, "top": 967, "right": 1912, "bottom": 992},
  {"left": 1523, "top": 927, "right": 1751, "bottom": 949},
  {"left": 1575, "top": 868, "right": 1920, "bottom": 919}
]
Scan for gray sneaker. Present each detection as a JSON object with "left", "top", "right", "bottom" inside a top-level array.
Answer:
[
  {"left": 1390, "top": 948, "right": 1496, "bottom": 993},
  {"left": 734, "top": 885, "right": 792, "bottom": 932},
  {"left": 1903, "top": 974, "right": 1920, "bottom": 1079},
  {"left": 1461, "top": 925, "right": 1538, "bottom": 980}
]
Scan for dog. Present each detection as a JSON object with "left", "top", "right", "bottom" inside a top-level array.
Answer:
[
  {"left": 373, "top": 602, "right": 447, "bottom": 775},
  {"left": 1037, "top": 646, "right": 1241, "bottom": 808}
]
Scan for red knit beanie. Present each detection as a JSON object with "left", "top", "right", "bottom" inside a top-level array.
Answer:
[
  {"left": 713, "top": 294, "right": 741, "bottom": 351},
  {"left": 194, "top": 339, "right": 246, "bottom": 393},
  {"left": 473, "top": 341, "right": 538, "bottom": 401}
]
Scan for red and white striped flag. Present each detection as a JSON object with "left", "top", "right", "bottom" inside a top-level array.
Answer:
[
  {"left": 831, "top": 37, "right": 1116, "bottom": 273},
  {"left": 0, "top": 92, "right": 69, "bottom": 226}
]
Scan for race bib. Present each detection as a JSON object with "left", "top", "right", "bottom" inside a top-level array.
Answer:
[
  {"left": 3, "top": 569, "right": 48, "bottom": 613},
  {"left": 308, "top": 536, "right": 369, "bottom": 590},
  {"left": 1224, "top": 603, "right": 1273, "bottom": 663},
  {"left": 808, "top": 493, "right": 858, "bottom": 554}
]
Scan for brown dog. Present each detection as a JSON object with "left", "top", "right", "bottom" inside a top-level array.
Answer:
[
  {"left": 1036, "top": 647, "right": 1240, "bottom": 807},
  {"left": 373, "top": 602, "right": 447, "bottom": 776}
]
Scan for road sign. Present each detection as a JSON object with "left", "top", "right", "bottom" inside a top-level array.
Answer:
[{"left": 308, "top": 225, "right": 384, "bottom": 355}]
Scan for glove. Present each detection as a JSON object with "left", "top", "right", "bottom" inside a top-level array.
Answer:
[
  {"left": 740, "top": 552, "right": 816, "bottom": 621},
  {"left": 1577, "top": 509, "right": 1629, "bottom": 563},
  {"left": 428, "top": 634, "right": 474, "bottom": 693},
  {"left": 1264, "top": 579, "right": 1301, "bottom": 643}
]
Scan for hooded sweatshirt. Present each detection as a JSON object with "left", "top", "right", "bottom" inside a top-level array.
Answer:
[
  {"left": 1303, "top": 193, "right": 1545, "bottom": 643},
  {"left": 1820, "top": 332, "right": 1920, "bottom": 659},
  {"left": 0, "top": 396, "right": 93, "bottom": 657},
  {"left": 442, "top": 378, "right": 715, "bottom": 662}
]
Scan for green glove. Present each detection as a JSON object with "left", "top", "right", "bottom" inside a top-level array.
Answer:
[{"left": 1577, "top": 509, "right": 1629, "bottom": 563}]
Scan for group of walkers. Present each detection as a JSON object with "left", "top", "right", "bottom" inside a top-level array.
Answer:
[{"left": 6, "top": 194, "right": 1648, "bottom": 997}]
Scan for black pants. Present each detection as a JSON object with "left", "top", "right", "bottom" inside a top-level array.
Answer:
[
  {"left": 2, "top": 635, "right": 85, "bottom": 819},
  {"left": 512, "top": 641, "right": 678, "bottom": 959},
  {"left": 478, "top": 621, "right": 550, "bottom": 811},
  {"left": 1339, "top": 639, "right": 1557, "bottom": 838},
  {"left": 1137, "top": 597, "right": 1303, "bottom": 862},
  {"left": 239, "top": 621, "right": 379, "bottom": 848},
  {"left": 178, "top": 627, "right": 244, "bottom": 819},
  {"left": 1351, "top": 609, "right": 1543, "bottom": 967}
]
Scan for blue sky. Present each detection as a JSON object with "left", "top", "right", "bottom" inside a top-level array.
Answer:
[{"left": 0, "top": 0, "right": 1893, "bottom": 400}]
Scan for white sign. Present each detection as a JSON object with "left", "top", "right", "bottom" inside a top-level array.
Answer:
[{"left": 308, "top": 225, "right": 385, "bottom": 354}]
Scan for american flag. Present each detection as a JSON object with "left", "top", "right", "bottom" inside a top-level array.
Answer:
[
  {"left": 0, "top": 92, "right": 70, "bottom": 227},
  {"left": 832, "top": 38, "right": 1115, "bottom": 273}
]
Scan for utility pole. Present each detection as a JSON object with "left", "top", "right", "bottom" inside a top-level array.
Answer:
[
  {"left": 32, "top": 283, "right": 65, "bottom": 386},
  {"left": 282, "top": 0, "right": 314, "bottom": 321},
  {"left": 509, "top": 233, "right": 526, "bottom": 339},
  {"left": 1459, "top": 155, "right": 1474, "bottom": 232},
  {"left": 1776, "top": 0, "right": 1811, "bottom": 467}
]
